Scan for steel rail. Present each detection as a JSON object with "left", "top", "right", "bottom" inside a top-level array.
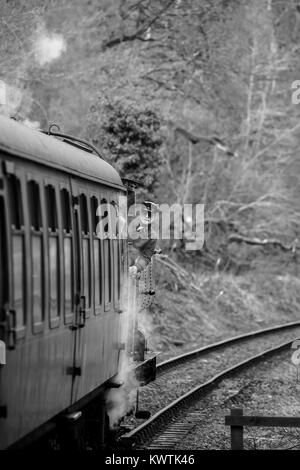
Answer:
[
  {"left": 156, "top": 320, "right": 300, "bottom": 375},
  {"left": 121, "top": 337, "right": 296, "bottom": 447}
]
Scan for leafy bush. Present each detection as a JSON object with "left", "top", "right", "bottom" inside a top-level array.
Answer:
[{"left": 85, "top": 100, "right": 163, "bottom": 199}]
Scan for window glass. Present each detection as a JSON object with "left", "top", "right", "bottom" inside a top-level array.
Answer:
[
  {"left": 64, "top": 237, "right": 73, "bottom": 315},
  {"left": 7, "top": 175, "right": 23, "bottom": 229},
  {"left": 0, "top": 197, "right": 8, "bottom": 311},
  {"left": 79, "top": 194, "right": 90, "bottom": 307},
  {"left": 82, "top": 238, "right": 91, "bottom": 308},
  {"left": 94, "top": 239, "right": 102, "bottom": 308},
  {"left": 46, "top": 185, "right": 58, "bottom": 232},
  {"left": 28, "top": 181, "right": 42, "bottom": 230},
  {"left": 27, "top": 181, "right": 43, "bottom": 327},
  {"left": 91, "top": 197, "right": 101, "bottom": 310},
  {"left": 79, "top": 194, "right": 89, "bottom": 234},
  {"left": 117, "top": 243, "right": 121, "bottom": 300},
  {"left": 60, "top": 189, "right": 73, "bottom": 317},
  {"left": 46, "top": 186, "right": 59, "bottom": 321},
  {"left": 7, "top": 177, "right": 25, "bottom": 328},
  {"left": 104, "top": 239, "right": 112, "bottom": 305},
  {"left": 101, "top": 198, "right": 109, "bottom": 234},
  {"left": 91, "top": 196, "right": 98, "bottom": 234},
  {"left": 49, "top": 237, "right": 59, "bottom": 320},
  {"left": 32, "top": 235, "right": 43, "bottom": 324},
  {"left": 12, "top": 234, "right": 25, "bottom": 328},
  {"left": 61, "top": 189, "right": 71, "bottom": 233},
  {"left": 108, "top": 240, "right": 112, "bottom": 303}
]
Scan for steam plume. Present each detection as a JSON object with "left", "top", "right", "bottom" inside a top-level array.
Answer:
[{"left": 34, "top": 31, "right": 66, "bottom": 66}]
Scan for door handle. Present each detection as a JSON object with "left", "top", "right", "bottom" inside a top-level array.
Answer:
[{"left": 78, "top": 296, "right": 86, "bottom": 328}]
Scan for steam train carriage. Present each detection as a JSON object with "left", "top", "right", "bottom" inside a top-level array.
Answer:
[{"left": 0, "top": 116, "right": 154, "bottom": 449}]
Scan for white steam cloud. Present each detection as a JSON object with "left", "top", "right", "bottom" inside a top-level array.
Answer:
[
  {"left": 106, "top": 354, "right": 139, "bottom": 429},
  {"left": 0, "top": 21, "right": 67, "bottom": 121},
  {"left": 105, "top": 275, "right": 140, "bottom": 429},
  {"left": 105, "top": 273, "right": 155, "bottom": 429},
  {"left": 34, "top": 32, "right": 66, "bottom": 66}
]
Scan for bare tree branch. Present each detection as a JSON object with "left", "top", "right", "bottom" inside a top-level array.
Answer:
[
  {"left": 228, "top": 234, "right": 299, "bottom": 252},
  {"left": 102, "top": 0, "right": 176, "bottom": 50},
  {"left": 174, "top": 126, "right": 237, "bottom": 157}
]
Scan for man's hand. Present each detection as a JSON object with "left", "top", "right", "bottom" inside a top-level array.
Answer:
[{"left": 129, "top": 265, "right": 138, "bottom": 277}]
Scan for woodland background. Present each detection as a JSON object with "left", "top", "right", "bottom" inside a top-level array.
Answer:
[{"left": 2, "top": 0, "right": 300, "bottom": 351}]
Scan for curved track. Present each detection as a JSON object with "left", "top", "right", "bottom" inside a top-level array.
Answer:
[
  {"left": 156, "top": 320, "right": 300, "bottom": 375},
  {"left": 122, "top": 322, "right": 300, "bottom": 448}
]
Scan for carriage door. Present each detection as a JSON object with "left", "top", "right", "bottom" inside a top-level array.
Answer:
[{"left": 69, "top": 180, "right": 83, "bottom": 403}]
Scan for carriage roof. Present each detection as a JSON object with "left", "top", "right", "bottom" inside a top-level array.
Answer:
[{"left": 0, "top": 116, "right": 124, "bottom": 190}]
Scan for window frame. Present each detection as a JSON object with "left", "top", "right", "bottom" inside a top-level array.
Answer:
[
  {"left": 78, "top": 191, "right": 92, "bottom": 317},
  {"left": 101, "top": 195, "right": 113, "bottom": 312},
  {"left": 60, "top": 185, "right": 74, "bottom": 325},
  {"left": 45, "top": 182, "right": 60, "bottom": 329},
  {"left": 0, "top": 194, "right": 8, "bottom": 328},
  {"left": 91, "top": 193, "right": 103, "bottom": 315},
  {"left": 5, "top": 170, "right": 27, "bottom": 339},
  {"left": 27, "top": 177, "right": 45, "bottom": 334},
  {"left": 111, "top": 200, "right": 121, "bottom": 310}
]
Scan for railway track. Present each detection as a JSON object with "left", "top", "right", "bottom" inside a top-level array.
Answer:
[
  {"left": 156, "top": 320, "right": 300, "bottom": 376},
  {"left": 120, "top": 321, "right": 300, "bottom": 449}
]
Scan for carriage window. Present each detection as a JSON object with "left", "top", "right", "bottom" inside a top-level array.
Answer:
[
  {"left": 91, "top": 196, "right": 98, "bottom": 234},
  {"left": 7, "top": 176, "right": 26, "bottom": 329},
  {"left": 80, "top": 194, "right": 90, "bottom": 308},
  {"left": 94, "top": 238, "right": 102, "bottom": 309},
  {"left": 46, "top": 185, "right": 58, "bottom": 232},
  {"left": 0, "top": 197, "right": 8, "bottom": 313},
  {"left": 116, "top": 242, "right": 121, "bottom": 301},
  {"left": 91, "top": 197, "right": 102, "bottom": 311},
  {"left": 31, "top": 235, "right": 44, "bottom": 325},
  {"left": 61, "top": 188, "right": 72, "bottom": 233},
  {"left": 111, "top": 202, "right": 119, "bottom": 307},
  {"left": 108, "top": 240, "right": 112, "bottom": 303},
  {"left": 28, "top": 181, "right": 44, "bottom": 327},
  {"left": 101, "top": 198, "right": 109, "bottom": 234},
  {"left": 46, "top": 185, "right": 60, "bottom": 322},
  {"left": 79, "top": 194, "right": 89, "bottom": 235},
  {"left": 101, "top": 198, "right": 111, "bottom": 307},
  {"left": 104, "top": 238, "right": 112, "bottom": 306},
  {"left": 28, "top": 181, "right": 42, "bottom": 230},
  {"left": 64, "top": 237, "right": 73, "bottom": 315},
  {"left": 61, "top": 189, "right": 73, "bottom": 317},
  {"left": 12, "top": 234, "right": 25, "bottom": 329},
  {"left": 119, "top": 241, "right": 125, "bottom": 300},
  {"left": 7, "top": 175, "right": 23, "bottom": 229}
]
